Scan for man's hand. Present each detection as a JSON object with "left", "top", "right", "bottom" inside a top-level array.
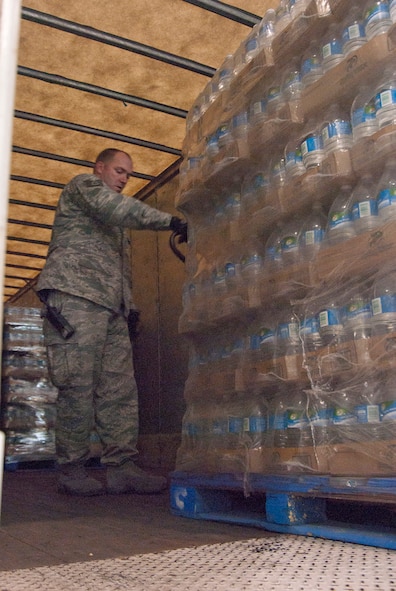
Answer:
[{"left": 170, "top": 216, "right": 188, "bottom": 243}]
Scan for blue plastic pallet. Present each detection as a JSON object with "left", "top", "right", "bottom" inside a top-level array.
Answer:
[{"left": 170, "top": 471, "right": 396, "bottom": 550}]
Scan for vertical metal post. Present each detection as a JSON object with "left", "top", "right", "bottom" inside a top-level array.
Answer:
[{"left": 0, "top": 0, "right": 22, "bottom": 521}]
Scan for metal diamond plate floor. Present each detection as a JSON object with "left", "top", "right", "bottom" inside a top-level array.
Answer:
[{"left": 1, "top": 534, "right": 395, "bottom": 591}]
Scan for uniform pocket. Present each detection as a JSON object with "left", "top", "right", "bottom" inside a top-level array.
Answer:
[{"left": 47, "top": 342, "right": 90, "bottom": 388}]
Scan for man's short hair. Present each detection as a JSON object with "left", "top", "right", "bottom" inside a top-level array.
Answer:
[{"left": 95, "top": 148, "right": 130, "bottom": 164}]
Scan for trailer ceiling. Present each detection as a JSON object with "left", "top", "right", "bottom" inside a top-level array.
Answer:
[{"left": 5, "top": 0, "right": 276, "bottom": 302}]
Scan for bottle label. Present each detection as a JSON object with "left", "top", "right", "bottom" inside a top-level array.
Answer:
[
  {"left": 308, "top": 407, "right": 329, "bottom": 426},
  {"left": 301, "top": 228, "right": 324, "bottom": 246},
  {"left": 301, "top": 56, "right": 321, "bottom": 79},
  {"left": 259, "top": 327, "right": 275, "bottom": 348},
  {"left": 251, "top": 99, "right": 267, "bottom": 117},
  {"left": 286, "top": 409, "right": 308, "bottom": 429},
  {"left": 377, "top": 186, "right": 396, "bottom": 210},
  {"left": 225, "top": 262, "right": 236, "bottom": 278},
  {"left": 345, "top": 298, "right": 371, "bottom": 322},
  {"left": 355, "top": 404, "right": 381, "bottom": 423},
  {"left": 322, "top": 120, "right": 352, "bottom": 142},
  {"left": 322, "top": 39, "right": 343, "bottom": 61},
  {"left": 300, "top": 315, "right": 320, "bottom": 337},
  {"left": 277, "top": 321, "right": 299, "bottom": 340},
  {"left": 253, "top": 172, "right": 269, "bottom": 189},
  {"left": 273, "top": 413, "right": 286, "bottom": 430},
  {"left": 332, "top": 407, "right": 358, "bottom": 425},
  {"left": 285, "top": 147, "right": 303, "bottom": 168},
  {"left": 267, "top": 84, "right": 282, "bottom": 103},
  {"left": 328, "top": 209, "right": 352, "bottom": 229},
  {"left": 232, "top": 111, "right": 248, "bottom": 129},
  {"left": 301, "top": 134, "right": 323, "bottom": 157},
  {"left": 365, "top": 2, "right": 390, "bottom": 26},
  {"left": 372, "top": 294, "right": 396, "bottom": 315},
  {"left": 241, "top": 253, "right": 262, "bottom": 271},
  {"left": 212, "top": 418, "right": 227, "bottom": 436},
  {"left": 319, "top": 308, "right": 341, "bottom": 328},
  {"left": 352, "top": 100, "right": 377, "bottom": 127},
  {"left": 375, "top": 88, "right": 396, "bottom": 110},
  {"left": 381, "top": 400, "right": 396, "bottom": 421},
  {"left": 228, "top": 416, "right": 244, "bottom": 434},
  {"left": 280, "top": 234, "right": 298, "bottom": 252},
  {"left": 351, "top": 199, "right": 378, "bottom": 220},
  {"left": 247, "top": 416, "right": 267, "bottom": 433},
  {"left": 266, "top": 244, "right": 281, "bottom": 263},
  {"left": 342, "top": 23, "right": 365, "bottom": 44}
]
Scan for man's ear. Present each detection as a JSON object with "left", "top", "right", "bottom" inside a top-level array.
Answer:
[{"left": 95, "top": 160, "right": 104, "bottom": 175}]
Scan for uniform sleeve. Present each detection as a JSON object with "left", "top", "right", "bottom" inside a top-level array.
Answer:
[{"left": 72, "top": 174, "right": 173, "bottom": 230}]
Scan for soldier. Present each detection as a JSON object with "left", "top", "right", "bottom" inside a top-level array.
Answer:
[{"left": 36, "top": 148, "right": 187, "bottom": 496}]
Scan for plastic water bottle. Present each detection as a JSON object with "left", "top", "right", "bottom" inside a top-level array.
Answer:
[
  {"left": 351, "top": 85, "right": 378, "bottom": 142},
  {"left": 264, "top": 223, "right": 283, "bottom": 272},
  {"left": 244, "top": 395, "right": 269, "bottom": 472},
  {"left": 319, "top": 298, "right": 346, "bottom": 345},
  {"left": 321, "top": 23, "right": 344, "bottom": 73},
  {"left": 241, "top": 169, "right": 270, "bottom": 216},
  {"left": 341, "top": 5, "right": 367, "bottom": 55},
  {"left": 343, "top": 284, "right": 373, "bottom": 341},
  {"left": 324, "top": 185, "right": 356, "bottom": 245},
  {"left": 268, "top": 389, "right": 289, "bottom": 466},
  {"left": 232, "top": 110, "right": 249, "bottom": 140},
  {"left": 217, "top": 55, "right": 233, "bottom": 92},
  {"left": 379, "top": 371, "right": 396, "bottom": 431},
  {"left": 351, "top": 173, "right": 381, "bottom": 234},
  {"left": 299, "top": 308, "right": 323, "bottom": 352},
  {"left": 374, "top": 65, "right": 396, "bottom": 130},
  {"left": 244, "top": 23, "right": 260, "bottom": 63},
  {"left": 283, "top": 388, "right": 315, "bottom": 472},
  {"left": 364, "top": 0, "right": 392, "bottom": 40},
  {"left": 376, "top": 157, "right": 396, "bottom": 222},
  {"left": 300, "top": 40, "right": 323, "bottom": 88},
  {"left": 281, "top": 58, "right": 303, "bottom": 103},
  {"left": 371, "top": 261, "right": 396, "bottom": 334},
  {"left": 391, "top": 0, "right": 396, "bottom": 21},
  {"left": 278, "top": 216, "right": 302, "bottom": 267},
  {"left": 247, "top": 322, "right": 276, "bottom": 364},
  {"left": 355, "top": 376, "right": 382, "bottom": 441},
  {"left": 321, "top": 104, "right": 353, "bottom": 156},
  {"left": 275, "top": 310, "right": 302, "bottom": 358},
  {"left": 307, "top": 387, "right": 331, "bottom": 451},
  {"left": 240, "top": 239, "right": 264, "bottom": 308},
  {"left": 275, "top": 0, "right": 292, "bottom": 35},
  {"left": 249, "top": 93, "right": 267, "bottom": 126},
  {"left": 328, "top": 383, "right": 359, "bottom": 445},
  {"left": 269, "top": 155, "right": 287, "bottom": 193},
  {"left": 300, "top": 118, "right": 325, "bottom": 169},
  {"left": 258, "top": 9, "right": 276, "bottom": 49},
  {"left": 284, "top": 133, "right": 305, "bottom": 179},
  {"left": 266, "top": 72, "right": 285, "bottom": 119},
  {"left": 290, "top": 0, "right": 311, "bottom": 19},
  {"left": 298, "top": 202, "right": 327, "bottom": 262},
  {"left": 217, "top": 120, "right": 234, "bottom": 149}
]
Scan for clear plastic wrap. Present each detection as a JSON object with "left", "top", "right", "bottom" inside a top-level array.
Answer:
[
  {"left": 176, "top": 0, "right": 396, "bottom": 483},
  {"left": 1, "top": 306, "right": 58, "bottom": 462}
]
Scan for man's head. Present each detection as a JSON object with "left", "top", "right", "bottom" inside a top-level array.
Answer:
[{"left": 94, "top": 148, "right": 133, "bottom": 193}]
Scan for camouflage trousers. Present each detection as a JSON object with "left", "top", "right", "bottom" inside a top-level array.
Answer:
[{"left": 42, "top": 291, "right": 138, "bottom": 467}]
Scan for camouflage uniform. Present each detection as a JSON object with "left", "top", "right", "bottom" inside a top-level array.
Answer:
[{"left": 37, "top": 173, "right": 172, "bottom": 468}]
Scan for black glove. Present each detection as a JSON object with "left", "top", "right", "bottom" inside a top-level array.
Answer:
[
  {"left": 170, "top": 216, "right": 188, "bottom": 243},
  {"left": 127, "top": 309, "right": 141, "bottom": 342}
]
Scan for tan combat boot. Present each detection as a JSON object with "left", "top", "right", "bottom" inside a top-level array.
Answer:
[
  {"left": 106, "top": 462, "right": 167, "bottom": 494},
  {"left": 58, "top": 464, "right": 105, "bottom": 496}
]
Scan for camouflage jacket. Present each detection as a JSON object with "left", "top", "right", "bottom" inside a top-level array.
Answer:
[{"left": 37, "top": 173, "right": 173, "bottom": 313}]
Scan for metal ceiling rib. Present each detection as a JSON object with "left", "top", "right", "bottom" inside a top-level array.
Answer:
[{"left": 5, "top": 0, "right": 264, "bottom": 301}]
